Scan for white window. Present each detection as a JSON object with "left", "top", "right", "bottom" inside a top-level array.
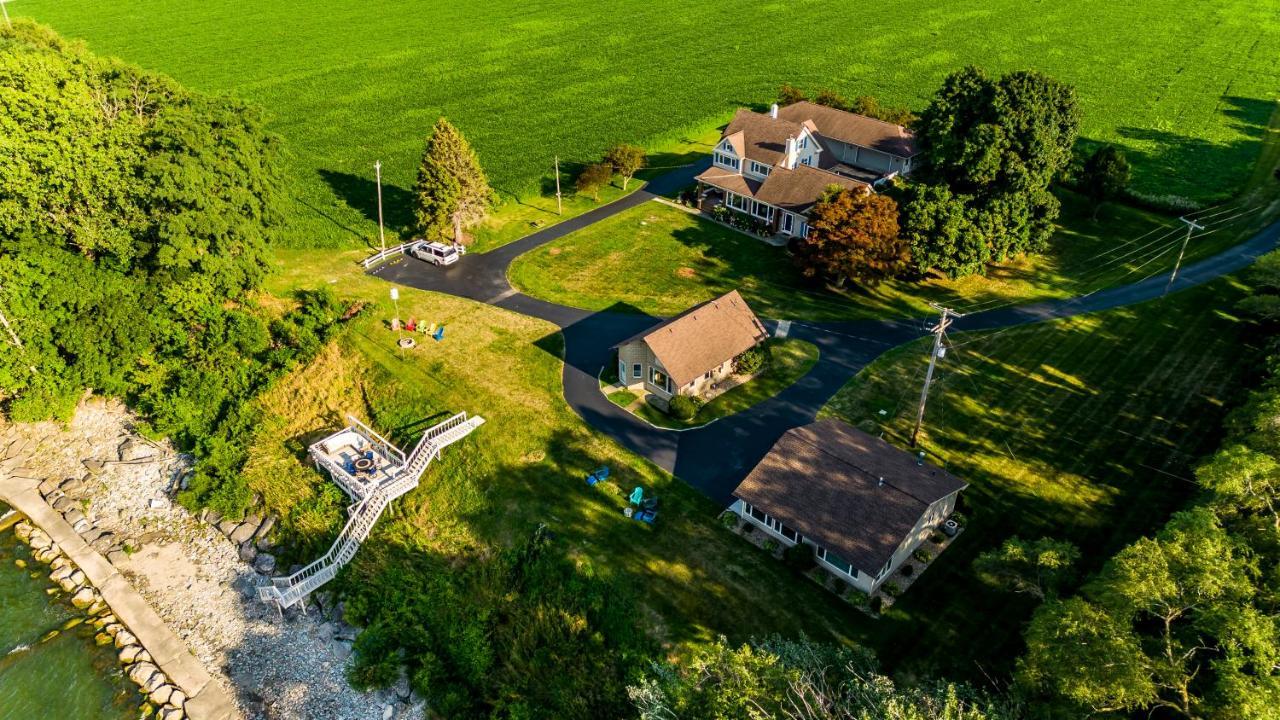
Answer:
[
  {"left": 782, "top": 213, "right": 794, "bottom": 234},
  {"left": 799, "top": 135, "right": 808, "bottom": 149},
  {"left": 727, "top": 193, "right": 748, "bottom": 212},
  {"left": 750, "top": 201, "right": 774, "bottom": 221},
  {"left": 632, "top": 363, "right": 641, "bottom": 379},
  {"left": 748, "top": 160, "right": 771, "bottom": 177},
  {"left": 714, "top": 152, "right": 740, "bottom": 171}
]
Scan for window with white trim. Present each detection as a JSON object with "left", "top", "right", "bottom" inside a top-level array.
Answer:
[
  {"left": 714, "top": 152, "right": 740, "bottom": 170},
  {"left": 816, "top": 547, "right": 853, "bottom": 576},
  {"left": 750, "top": 200, "right": 774, "bottom": 221},
  {"left": 748, "top": 160, "right": 772, "bottom": 177},
  {"left": 632, "top": 363, "right": 641, "bottom": 379},
  {"left": 727, "top": 193, "right": 748, "bottom": 212}
]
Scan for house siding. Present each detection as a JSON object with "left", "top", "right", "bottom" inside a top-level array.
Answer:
[
  {"left": 618, "top": 341, "right": 736, "bottom": 401},
  {"left": 729, "top": 499, "right": 877, "bottom": 594},
  {"left": 822, "top": 137, "right": 911, "bottom": 175}
]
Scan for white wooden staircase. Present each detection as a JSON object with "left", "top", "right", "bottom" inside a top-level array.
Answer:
[{"left": 257, "top": 412, "right": 484, "bottom": 610}]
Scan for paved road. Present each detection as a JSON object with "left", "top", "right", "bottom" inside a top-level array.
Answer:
[{"left": 375, "top": 169, "right": 1280, "bottom": 504}]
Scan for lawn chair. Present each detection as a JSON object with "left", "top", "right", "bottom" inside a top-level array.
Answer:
[
  {"left": 634, "top": 508, "right": 657, "bottom": 524},
  {"left": 585, "top": 466, "right": 610, "bottom": 486},
  {"left": 433, "top": 326, "right": 445, "bottom": 341},
  {"left": 629, "top": 486, "right": 644, "bottom": 506}
]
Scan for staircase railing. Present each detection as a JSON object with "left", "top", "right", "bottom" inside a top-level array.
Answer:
[{"left": 257, "top": 412, "right": 483, "bottom": 610}]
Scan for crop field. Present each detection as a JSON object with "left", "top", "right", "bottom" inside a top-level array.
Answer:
[{"left": 18, "top": 0, "right": 1279, "bottom": 249}]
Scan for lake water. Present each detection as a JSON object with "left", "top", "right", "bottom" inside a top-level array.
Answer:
[{"left": 0, "top": 510, "right": 141, "bottom": 720}]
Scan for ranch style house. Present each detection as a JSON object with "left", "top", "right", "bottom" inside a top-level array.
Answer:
[
  {"left": 695, "top": 100, "right": 920, "bottom": 238},
  {"left": 614, "top": 290, "right": 767, "bottom": 409},
  {"left": 730, "top": 419, "right": 966, "bottom": 594}
]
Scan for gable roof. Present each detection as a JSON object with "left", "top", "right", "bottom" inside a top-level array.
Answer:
[
  {"left": 756, "top": 164, "right": 868, "bottom": 212},
  {"left": 723, "top": 108, "right": 809, "bottom": 165},
  {"left": 615, "top": 290, "right": 767, "bottom": 388},
  {"left": 732, "top": 419, "right": 967, "bottom": 576},
  {"left": 777, "top": 101, "right": 919, "bottom": 158}
]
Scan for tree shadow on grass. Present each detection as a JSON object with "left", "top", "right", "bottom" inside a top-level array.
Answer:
[{"left": 318, "top": 169, "right": 416, "bottom": 238}]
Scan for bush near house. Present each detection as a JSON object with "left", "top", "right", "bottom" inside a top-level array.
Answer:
[
  {"left": 667, "top": 394, "right": 703, "bottom": 420},
  {"left": 782, "top": 543, "right": 817, "bottom": 573},
  {"left": 734, "top": 346, "right": 769, "bottom": 374}
]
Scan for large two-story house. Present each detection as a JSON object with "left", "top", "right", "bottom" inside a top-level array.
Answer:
[{"left": 694, "top": 101, "right": 920, "bottom": 238}]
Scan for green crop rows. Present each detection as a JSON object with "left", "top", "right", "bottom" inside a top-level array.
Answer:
[{"left": 21, "top": 0, "right": 1279, "bottom": 247}]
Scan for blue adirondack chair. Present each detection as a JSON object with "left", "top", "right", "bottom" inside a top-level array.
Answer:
[{"left": 585, "top": 466, "right": 610, "bottom": 486}]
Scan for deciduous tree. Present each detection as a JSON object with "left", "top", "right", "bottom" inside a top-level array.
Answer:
[
  {"left": 1080, "top": 145, "right": 1131, "bottom": 218},
  {"left": 973, "top": 536, "right": 1080, "bottom": 600},
  {"left": 575, "top": 162, "right": 612, "bottom": 201},
  {"left": 604, "top": 143, "right": 646, "bottom": 190},
  {"left": 793, "top": 188, "right": 907, "bottom": 285},
  {"left": 778, "top": 83, "right": 807, "bottom": 106},
  {"left": 413, "top": 117, "right": 495, "bottom": 243},
  {"left": 814, "top": 88, "right": 848, "bottom": 110}
]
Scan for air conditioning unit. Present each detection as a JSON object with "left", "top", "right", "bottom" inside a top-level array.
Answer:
[{"left": 941, "top": 519, "right": 960, "bottom": 537}]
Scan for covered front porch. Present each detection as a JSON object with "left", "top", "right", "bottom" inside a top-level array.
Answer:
[{"left": 695, "top": 184, "right": 807, "bottom": 241}]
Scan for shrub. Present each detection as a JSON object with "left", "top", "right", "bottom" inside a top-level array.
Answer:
[
  {"left": 913, "top": 548, "right": 932, "bottom": 563},
  {"left": 734, "top": 346, "right": 768, "bottom": 375},
  {"left": 900, "top": 564, "right": 914, "bottom": 578},
  {"left": 829, "top": 576, "right": 848, "bottom": 596},
  {"left": 930, "top": 531, "right": 946, "bottom": 544},
  {"left": 718, "top": 510, "right": 739, "bottom": 530},
  {"left": 950, "top": 512, "right": 967, "bottom": 527},
  {"left": 742, "top": 522, "right": 756, "bottom": 535},
  {"left": 869, "top": 595, "right": 883, "bottom": 613},
  {"left": 881, "top": 582, "right": 903, "bottom": 597},
  {"left": 782, "top": 543, "right": 817, "bottom": 573},
  {"left": 763, "top": 539, "right": 780, "bottom": 553},
  {"left": 668, "top": 394, "right": 703, "bottom": 421}
]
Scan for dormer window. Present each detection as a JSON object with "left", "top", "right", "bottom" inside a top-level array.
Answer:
[
  {"left": 714, "top": 152, "right": 740, "bottom": 171},
  {"left": 748, "top": 160, "right": 771, "bottom": 177}
]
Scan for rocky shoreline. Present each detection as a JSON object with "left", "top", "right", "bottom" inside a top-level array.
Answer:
[
  {"left": 11, "top": 518, "right": 192, "bottom": 719},
  {"left": 2, "top": 398, "right": 421, "bottom": 719}
]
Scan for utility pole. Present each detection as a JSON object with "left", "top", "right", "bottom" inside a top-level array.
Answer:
[
  {"left": 1165, "top": 215, "right": 1205, "bottom": 295},
  {"left": 554, "top": 155, "right": 563, "bottom": 215},
  {"left": 374, "top": 160, "right": 386, "bottom": 254},
  {"left": 911, "top": 304, "right": 963, "bottom": 447}
]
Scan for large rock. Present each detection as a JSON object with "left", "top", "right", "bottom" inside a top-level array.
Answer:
[
  {"left": 114, "top": 629, "right": 138, "bottom": 649},
  {"left": 70, "top": 587, "right": 97, "bottom": 609},
  {"left": 118, "top": 438, "right": 156, "bottom": 462},
  {"left": 57, "top": 574, "right": 81, "bottom": 593},
  {"left": 238, "top": 542, "right": 257, "bottom": 564},
  {"left": 13, "top": 522, "right": 33, "bottom": 542},
  {"left": 71, "top": 518, "right": 91, "bottom": 534},
  {"left": 81, "top": 526, "right": 107, "bottom": 544},
  {"left": 158, "top": 707, "right": 184, "bottom": 720},
  {"left": 167, "top": 689, "right": 186, "bottom": 708},
  {"left": 252, "top": 515, "right": 276, "bottom": 540},
  {"left": 229, "top": 521, "right": 258, "bottom": 545},
  {"left": 50, "top": 565, "right": 75, "bottom": 584},
  {"left": 27, "top": 529, "right": 52, "bottom": 550},
  {"left": 149, "top": 683, "right": 174, "bottom": 706},
  {"left": 216, "top": 519, "right": 239, "bottom": 537},
  {"left": 51, "top": 496, "right": 75, "bottom": 513},
  {"left": 253, "top": 553, "right": 276, "bottom": 575},
  {"left": 142, "top": 669, "right": 167, "bottom": 693},
  {"left": 37, "top": 478, "right": 60, "bottom": 495},
  {"left": 63, "top": 508, "right": 85, "bottom": 526},
  {"left": 119, "top": 644, "right": 144, "bottom": 664},
  {"left": 58, "top": 476, "right": 84, "bottom": 494},
  {"left": 91, "top": 533, "right": 116, "bottom": 553},
  {"left": 107, "top": 549, "right": 129, "bottom": 566},
  {"left": 127, "top": 661, "right": 158, "bottom": 687}
]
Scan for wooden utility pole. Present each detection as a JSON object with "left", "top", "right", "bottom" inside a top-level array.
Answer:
[
  {"left": 911, "top": 304, "right": 963, "bottom": 447},
  {"left": 554, "top": 156, "right": 563, "bottom": 215},
  {"left": 1165, "top": 215, "right": 1205, "bottom": 295},
  {"left": 374, "top": 160, "right": 386, "bottom": 254}
]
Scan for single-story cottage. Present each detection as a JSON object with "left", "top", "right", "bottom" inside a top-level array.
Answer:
[
  {"left": 730, "top": 419, "right": 966, "bottom": 593},
  {"left": 695, "top": 101, "right": 920, "bottom": 238},
  {"left": 614, "top": 290, "right": 767, "bottom": 409}
]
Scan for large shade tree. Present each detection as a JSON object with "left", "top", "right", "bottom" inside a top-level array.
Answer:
[
  {"left": 413, "top": 117, "right": 496, "bottom": 244},
  {"left": 793, "top": 187, "right": 907, "bottom": 285}
]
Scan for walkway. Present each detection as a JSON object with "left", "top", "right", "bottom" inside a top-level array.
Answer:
[
  {"left": 374, "top": 165, "right": 1280, "bottom": 504},
  {"left": 0, "top": 471, "right": 237, "bottom": 720}
]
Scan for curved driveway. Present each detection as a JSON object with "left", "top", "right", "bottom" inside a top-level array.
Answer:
[{"left": 374, "top": 168, "right": 1280, "bottom": 504}]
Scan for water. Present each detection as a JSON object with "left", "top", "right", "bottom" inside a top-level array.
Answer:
[{"left": 0, "top": 513, "right": 141, "bottom": 720}]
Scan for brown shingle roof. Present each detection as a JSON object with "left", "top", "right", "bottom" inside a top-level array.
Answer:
[
  {"left": 756, "top": 164, "right": 867, "bottom": 212},
  {"left": 732, "top": 420, "right": 967, "bottom": 576},
  {"left": 777, "top": 101, "right": 919, "bottom": 158},
  {"left": 724, "top": 109, "right": 808, "bottom": 165},
  {"left": 615, "top": 290, "right": 767, "bottom": 388},
  {"left": 694, "top": 167, "right": 762, "bottom": 198}
]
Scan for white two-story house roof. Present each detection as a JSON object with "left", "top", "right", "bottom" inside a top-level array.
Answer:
[{"left": 695, "top": 102, "right": 920, "bottom": 238}]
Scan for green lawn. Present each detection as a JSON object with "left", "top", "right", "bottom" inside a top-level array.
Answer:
[
  {"left": 631, "top": 339, "right": 820, "bottom": 429},
  {"left": 509, "top": 192, "right": 1277, "bottom": 321},
  {"left": 18, "top": 0, "right": 1279, "bottom": 249},
  {"left": 819, "top": 276, "right": 1255, "bottom": 679},
  {"left": 249, "top": 249, "right": 866, "bottom": 657}
]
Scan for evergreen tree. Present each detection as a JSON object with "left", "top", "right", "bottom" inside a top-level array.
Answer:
[{"left": 413, "top": 117, "right": 495, "bottom": 243}]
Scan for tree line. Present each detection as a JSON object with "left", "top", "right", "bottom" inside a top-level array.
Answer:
[{"left": 0, "top": 21, "right": 344, "bottom": 517}]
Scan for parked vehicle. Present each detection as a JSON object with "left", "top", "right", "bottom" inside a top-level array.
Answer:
[{"left": 409, "top": 241, "right": 464, "bottom": 266}]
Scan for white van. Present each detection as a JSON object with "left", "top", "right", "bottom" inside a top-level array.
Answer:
[{"left": 409, "top": 241, "right": 463, "bottom": 266}]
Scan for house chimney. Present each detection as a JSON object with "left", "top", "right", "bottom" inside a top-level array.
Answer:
[
  {"left": 769, "top": 103, "right": 779, "bottom": 119},
  {"left": 784, "top": 136, "right": 797, "bottom": 168}
]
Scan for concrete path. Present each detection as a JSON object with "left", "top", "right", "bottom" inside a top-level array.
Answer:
[
  {"left": 0, "top": 471, "right": 238, "bottom": 720},
  {"left": 375, "top": 164, "right": 1280, "bottom": 504}
]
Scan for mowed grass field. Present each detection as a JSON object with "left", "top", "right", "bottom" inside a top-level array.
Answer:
[
  {"left": 18, "top": 0, "right": 1279, "bottom": 249},
  {"left": 820, "top": 276, "right": 1255, "bottom": 678},
  {"left": 509, "top": 192, "right": 1280, "bottom": 321}
]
